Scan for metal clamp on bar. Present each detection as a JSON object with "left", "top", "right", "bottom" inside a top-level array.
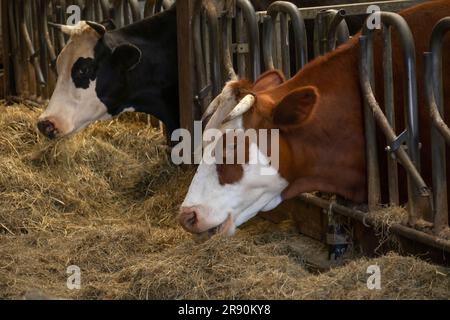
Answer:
[
  {"left": 360, "top": 11, "right": 432, "bottom": 227},
  {"left": 423, "top": 17, "right": 450, "bottom": 235},
  {"left": 387, "top": 129, "right": 409, "bottom": 153},
  {"left": 265, "top": 1, "right": 307, "bottom": 77}
]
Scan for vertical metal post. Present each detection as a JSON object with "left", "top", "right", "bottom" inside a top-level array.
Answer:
[
  {"left": 426, "top": 17, "right": 450, "bottom": 234},
  {"left": 382, "top": 26, "right": 399, "bottom": 206},
  {"left": 360, "top": 35, "right": 381, "bottom": 211}
]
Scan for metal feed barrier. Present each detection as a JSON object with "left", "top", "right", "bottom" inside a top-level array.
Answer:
[
  {"left": 191, "top": 0, "right": 450, "bottom": 259},
  {"left": 358, "top": 12, "right": 450, "bottom": 250}
]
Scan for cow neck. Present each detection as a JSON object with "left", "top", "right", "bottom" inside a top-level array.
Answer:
[{"left": 253, "top": 36, "right": 367, "bottom": 203}]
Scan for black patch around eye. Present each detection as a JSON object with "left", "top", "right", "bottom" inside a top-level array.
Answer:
[{"left": 71, "top": 57, "right": 97, "bottom": 89}]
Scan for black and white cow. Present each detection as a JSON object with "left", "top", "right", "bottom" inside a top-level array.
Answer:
[{"left": 37, "top": 6, "right": 179, "bottom": 139}]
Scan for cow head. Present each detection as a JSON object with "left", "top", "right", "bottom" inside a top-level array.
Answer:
[
  {"left": 179, "top": 70, "right": 319, "bottom": 237},
  {"left": 37, "top": 20, "right": 141, "bottom": 139}
]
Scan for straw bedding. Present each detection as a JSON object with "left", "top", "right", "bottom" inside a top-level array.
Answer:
[{"left": 0, "top": 104, "right": 448, "bottom": 300}]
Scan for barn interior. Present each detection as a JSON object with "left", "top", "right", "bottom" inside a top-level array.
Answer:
[{"left": 1, "top": 0, "right": 450, "bottom": 300}]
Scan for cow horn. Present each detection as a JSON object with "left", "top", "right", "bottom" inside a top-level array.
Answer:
[
  {"left": 222, "top": 94, "right": 255, "bottom": 123},
  {"left": 204, "top": 94, "right": 255, "bottom": 133},
  {"left": 47, "top": 22, "right": 64, "bottom": 30},
  {"left": 48, "top": 22, "right": 77, "bottom": 36}
]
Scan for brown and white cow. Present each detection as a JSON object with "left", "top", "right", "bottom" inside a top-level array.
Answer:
[{"left": 179, "top": 0, "right": 450, "bottom": 236}]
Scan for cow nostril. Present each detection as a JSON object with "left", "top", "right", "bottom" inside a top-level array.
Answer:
[
  {"left": 179, "top": 208, "right": 199, "bottom": 230},
  {"left": 187, "top": 211, "right": 197, "bottom": 227},
  {"left": 37, "top": 120, "right": 57, "bottom": 139}
]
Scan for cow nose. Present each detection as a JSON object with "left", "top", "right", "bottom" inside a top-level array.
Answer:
[
  {"left": 178, "top": 206, "right": 201, "bottom": 233},
  {"left": 37, "top": 120, "right": 57, "bottom": 139}
]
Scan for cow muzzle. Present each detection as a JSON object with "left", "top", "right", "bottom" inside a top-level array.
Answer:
[
  {"left": 178, "top": 206, "right": 235, "bottom": 237},
  {"left": 37, "top": 118, "right": 59, "bottom": 139}
]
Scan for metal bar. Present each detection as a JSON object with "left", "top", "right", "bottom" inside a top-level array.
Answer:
[
  {"left": 360, "top": 36, "right": 428, "bottom": 194},
  {"left": 299, "top": 193, "right": 450, "bottom": 253},
  {"left": 236, "top": 5, "right": 246, "bottom": 78},
  {"left": 236, "top": 0, "right": 260, "bottom": 81},
  {"left": 267, "top": 1, "right": 307, "bottom": 73},
  {"left": 424, "top": 53, "right": 449, "bottom": 235},
  {"left": 262, "top": 15, "right": 274, "bottom": 71},
  {"left": 360, "top": 12, "right": 432, "bottom": 226},
  {"left": 326, "top": 9, "right": 349, "bottom": 52},
  {"left": 203, "top": 2, "right": 220, "bottom": 97},
  {"left": 100, "top": 0, "right": 111, "bottom": 20},
  {"left": 360, "top": 34, "right": 381, "bottom": 211},
  {"left": 383, "top": 25, "right": 399, "bottom": 206},
  {"left": 222, "top": 14, "right": 237, "bottom": 80},
  {"left": 256, "top": 0, "right": 426, "bottom": 21},
  {"left": 280, "top": 13, "right": 290, "bottom": 78},
  {"left": 128, "top": 0, "right": 142, "bottom": 22},
  {"left": 425, "top": 17, "right": 450, "bottom": 234},
  {"left": 313, "top": 10, "right": 326, "bottom": 57}
]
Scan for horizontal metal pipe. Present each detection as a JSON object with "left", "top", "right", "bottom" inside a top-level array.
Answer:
[{"left": 298, "top": 193, "right": 450, "bottom": 253}]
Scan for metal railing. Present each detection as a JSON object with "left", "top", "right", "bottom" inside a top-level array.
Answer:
[
  {"left": 424, "top": 17, "right": 450, "bottom": 235},
  {"left": 360, "top": 12, "right": 432, "bottom": 226}
]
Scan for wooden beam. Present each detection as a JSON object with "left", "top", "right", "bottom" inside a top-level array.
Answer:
[
  {"left": 176, "top": 0, "right": 198, "bottom": 158},
  {"left": 1, "top": 0, "right": 12, "bottom": 99}
]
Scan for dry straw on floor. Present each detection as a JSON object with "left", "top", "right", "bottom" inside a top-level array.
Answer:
[{"left": 0, "top": 105, "right": 449, "bottom": 300}]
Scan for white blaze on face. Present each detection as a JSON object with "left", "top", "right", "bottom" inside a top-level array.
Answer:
[
  {"left": 38, "top": 22, "right": 111, "bottom": 137},
  {"left": 181, "top": 84, "right": 288, "bottom": 236}
]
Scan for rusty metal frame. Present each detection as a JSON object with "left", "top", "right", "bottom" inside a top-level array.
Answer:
[{"left": 360, "top": 12, "right": 432, "bottom": 226}]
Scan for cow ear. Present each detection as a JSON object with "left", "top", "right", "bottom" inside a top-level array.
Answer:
[
  {"left": 86, "top": 21, "right": 107, "bottom": 37},
  {"left": 272, "top": 86, "right": 318, "bottom": 127},
  {"left": 111, "top": 44, "right": 142, "bottom": 71},
  {"left": 101, "top": 19, "right": 116, "bottom": 31},
  {"left": 252, "top": 70, "right": 285, "bottom": 92}
]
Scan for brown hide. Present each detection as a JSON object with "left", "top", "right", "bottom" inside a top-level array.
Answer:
[{"left": 241, "top": 0, "right": 450, "bottom": 206}]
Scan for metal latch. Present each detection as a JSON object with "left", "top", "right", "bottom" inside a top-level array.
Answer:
[{"left": 386, "top": 129, "right": 408, "bottom": 153}]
